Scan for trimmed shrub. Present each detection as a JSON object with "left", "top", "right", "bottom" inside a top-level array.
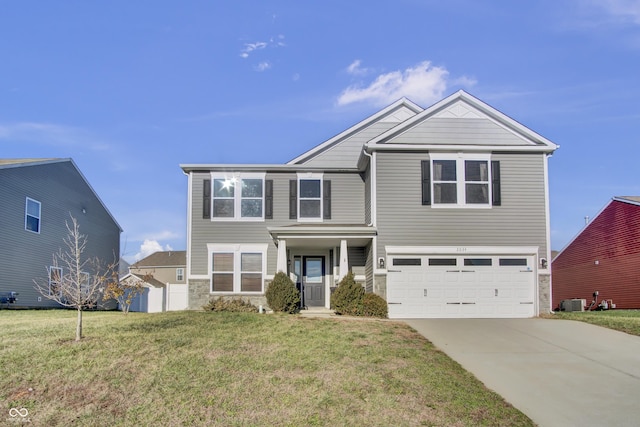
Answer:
[
  {"left": 331, "top": 271, "right": 364, "bottom": 316},
  {"left": 203, "top": 297, "right": 258, "bottom": 313},
  {"left": 265, "top": 272, "right": 300, "bottom": 314},
  {"left": 361, "top": 293, "right": 388, "bottom": 319}
]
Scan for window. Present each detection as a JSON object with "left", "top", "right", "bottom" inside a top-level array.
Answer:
[
  {"left": 464, "top": 258, "right": 492, "bottom": 266},
  {"left": 208, "top": 244, "right": 267, "bottom": 293},
  {"left": 49, "top": 266, "right": 62, "bottom": 296},
  {"left": 428, "top": 258, "right": 457, "bottom": 266},
  {"left": 423, "top": 154, "right": 498, "bottom": 208},
  {"left": 25, "top": 197, "right": 41, "bottom": 233},
  {"left": 299, "top": 179, "right": 322, "bottom": 219},
  {"left": 176, "top": 268, "right": 184, "bottom": 281},
  {"left": 289, "top": 174, "right": 331, "bottom": 221},
  {"left": 210, "top": 173, "right": 265, "bottom": 221},
  {"left": 392, "top": 258, "right": 422, "bottom": 266},
  {"left": 499, "top": 258, "right": 528, "bottom": 266}
]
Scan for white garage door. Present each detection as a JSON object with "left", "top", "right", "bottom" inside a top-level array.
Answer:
[{"left": 387, "top": 253, "right": 535, "bottom": 319}]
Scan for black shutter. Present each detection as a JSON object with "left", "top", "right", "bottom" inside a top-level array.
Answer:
[
  {"left": 289, "top": 180, "right": 297, "bottom": 219},
  {"left": 491, "top": 161, "right": 501, "bottom": 206},
  {"left": 203, "top": 179, "right": 211, "bottom": 219},
  {"left": 421, "top": 160, "right": 431, "bottom": 205},
  {"left": 323, "top": 180, "right": 331, "bottom": 219},
  {"left": 265, "top": 180, "right": 273, "bottom": 219}
]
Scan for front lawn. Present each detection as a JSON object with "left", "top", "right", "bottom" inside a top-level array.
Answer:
[
  {"left": 0, "top": 310, "right": 533, "bottom": 426},
  {"left": 551, "top": 309, "right": 640, "bottom": 336}
]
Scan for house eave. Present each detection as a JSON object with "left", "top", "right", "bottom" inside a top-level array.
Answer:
[
  {"left": 364, "top": 143, "right": 557, "bottom": 154},
  {"left": 180, "top": 164, "right": 360, "bottom": 173}
]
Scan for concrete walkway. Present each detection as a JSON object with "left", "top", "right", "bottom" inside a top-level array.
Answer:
[{"left": 403, "top": 318, "right": 640, "bottom": 427}]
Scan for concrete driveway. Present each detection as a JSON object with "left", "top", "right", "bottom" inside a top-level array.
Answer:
[{"left": 403, "top": 318, "right": 640, "bottom": 427}]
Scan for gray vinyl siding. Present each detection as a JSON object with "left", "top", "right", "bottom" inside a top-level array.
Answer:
[
  {"left": 390, "top": 118, "right": 530, "bottom": 146},
  {"left": 375, "top": 152, "right": 548, "bottom": 260},
  {"left": 364, "top": 242, "right": 374, "bottom": 293},
  {"left": 363, "top": 167, "right": 371, "bottom": 224},
  {"left": 300, "top": 123, "right": 396, "bottom": 168},
  {"left": 0, "top": 161, "right": 121, "bottom": 308},
  {"left": 189, "top": 171, "right": 366, "bottom": 275}
]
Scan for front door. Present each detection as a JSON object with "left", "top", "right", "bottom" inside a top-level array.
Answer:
[{"left": 303, "top": 256, "right": 325, "bottom": 307}]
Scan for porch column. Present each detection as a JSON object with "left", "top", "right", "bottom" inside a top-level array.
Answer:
[
  {"left": 276, "top": 239, "right": 287, "bottom": 273},
  {"left": 338, "top": 239, "right": 349, "bottom": 281}
]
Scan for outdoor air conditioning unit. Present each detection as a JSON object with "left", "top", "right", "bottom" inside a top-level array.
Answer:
[{"left": 560, "top": 299, "right": 586, "bottom": 312}]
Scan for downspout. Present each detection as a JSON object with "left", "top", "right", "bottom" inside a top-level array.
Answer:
[
  {"left": 543, "top": 152, "right": 553, "bottom": 314},
  {"left": 363, "top": 147, "right": 379, "bottom": 294}
]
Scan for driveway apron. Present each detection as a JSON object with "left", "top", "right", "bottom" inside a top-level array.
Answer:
[{"left": 403, "top": 318, "right": 640, "bottom": 427}]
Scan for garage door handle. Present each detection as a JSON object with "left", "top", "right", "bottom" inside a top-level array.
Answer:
[
  {"left": 520, "top": 302, "right": 533, "bottom": 304},
  {"left": 446, "top": 270, "right": 460, "bottom": 273},
  {"left": 461, "top": 270, "right": 475, "bottom": 273},
  {"left": 520, "top": 270, "right": 533, "bottom": 273},
  {"left": 387, "top": 270, "right": 402, "bottom": 273}
]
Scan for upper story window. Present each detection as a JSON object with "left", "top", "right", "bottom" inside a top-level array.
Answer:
[
  {"left": 25, "top": 197, "right": 41, "bottom": 233},
  {"left": 209, "top": 173, "right": 266, "bottom": 221},
  {"left": 291, "top": 173, "right": 331, "bottom": 222},
  {"left": 422, "top": 154, "right": 500, "bottom": 208},
  {"left": 176, "top": 268, "right": 184, "bottom": 281}
]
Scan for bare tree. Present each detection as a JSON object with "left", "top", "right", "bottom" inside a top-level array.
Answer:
[
  {"left": 103, "top": 274, "right": 149, "bottom": 315},
  {"left": 34, "top": 215, "right": 117, "bottom": 341}
]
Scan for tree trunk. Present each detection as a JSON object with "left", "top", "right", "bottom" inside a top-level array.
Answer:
[{"left": 76, "top": 307, "right": 83, "bottom": 341}]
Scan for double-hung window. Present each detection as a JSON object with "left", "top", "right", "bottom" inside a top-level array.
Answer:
[
  {"left": 176, "top": 268, "right": 184, "bottom": 281},
  {"left": 25, "top": 197, "right": 41, "bottom": 233},
  {"left": 429, "top": 154, "right": 492, "bottom": 207},
  {"left": 209, "top": 244, "right": 267, "bottom": 293},
  {"left": 210, "top": 173, "right": 265, "bottom": 221}
]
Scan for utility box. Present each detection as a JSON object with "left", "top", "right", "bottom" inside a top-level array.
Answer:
[{"left": 560, "top": 299, "right": 586, "bottom": 312}]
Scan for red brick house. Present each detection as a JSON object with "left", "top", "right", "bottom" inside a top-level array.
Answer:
[{"left": 552, "top": 196, "right": 640, "bottom": 310}]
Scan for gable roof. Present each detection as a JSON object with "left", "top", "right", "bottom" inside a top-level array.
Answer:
[
  {"left": 120, "top": 272, "right": 166, "bottom": 288},
  {"left": 365, "top": 90, "right": 559, "bottom": 153},
  {"left": 132, "top": 250, "right": 186, "bottom": 268},
  {"left": 286, "top": 98, "right": 423, "bottom": 165},
  {"left": 0, "top": 158, "right": 122, "bottom": 232},
  {"left": 553, "top": 196, "right": 640, "bottom": 259}
]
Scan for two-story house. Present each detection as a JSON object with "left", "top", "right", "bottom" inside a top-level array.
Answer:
[
  {"left": 181, "top": 90, "right": 558, "bottom": 318},
  {"left": 0, "top": 158, "right": 122, "bottom": 308}
]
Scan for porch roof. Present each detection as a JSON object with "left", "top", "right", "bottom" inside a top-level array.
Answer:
[{"left": 267, "top": 224, "right": 376, "bottom": 247}]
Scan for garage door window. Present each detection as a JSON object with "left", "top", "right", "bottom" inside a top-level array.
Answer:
[
  {"left": 392, "top": 258, "right": 422, "bottom": 266},
  {"left": 428, "top": 258, "right": 457, "bottom": 266},
  {"left": 499, "top": 258, "right": 528, "bottom": 266},
  {"left": 464, "top": 258, "right": 492, "bottom": 266}
]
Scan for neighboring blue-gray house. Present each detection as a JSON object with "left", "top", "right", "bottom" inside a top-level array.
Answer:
[
  {"left": 0, "top": 158, "right": 122, "bottom": 308},
  {"left": 181, "top": 91, "right": 558, "bottom": 318}
]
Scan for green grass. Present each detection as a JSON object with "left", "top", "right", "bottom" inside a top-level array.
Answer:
[
  {"left": 551, "top": 309, "right": 640, "bottom": 336},
  {"left": 0, "top": 310, "right": 533, "bottom": 426}
]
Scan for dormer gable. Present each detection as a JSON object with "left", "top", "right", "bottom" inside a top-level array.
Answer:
[{"left": 366, "top": 90, "right": 558, "bottom": 152}]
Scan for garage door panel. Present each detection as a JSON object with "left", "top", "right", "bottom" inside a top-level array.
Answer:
[{"left": 387, "top": 253, "right": 535, "bottom": 319}]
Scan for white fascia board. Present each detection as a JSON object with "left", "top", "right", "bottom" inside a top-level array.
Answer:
[
  {"left": 365, "top": 143, "right": 557, "bottom": 153},
  {"left": 385, "top": 246, "right": 540, "bottom": 255},
  {"left": 185, "top": 170, "right": 193, "bottom": 277},
  {"left": 286, "top": 98, "right": 423, "bottom": 165},
  {"left": 613, "top": 196, "right": 640, "bottom": 207}
]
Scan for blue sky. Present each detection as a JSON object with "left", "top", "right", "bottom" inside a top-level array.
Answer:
[{"left": 2, "top": 1, "right": 639, "bottom": 262}]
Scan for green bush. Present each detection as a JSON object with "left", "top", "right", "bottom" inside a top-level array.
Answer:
[
  {"left": 265, "top": 272, "right": 300, "bottom": 314},
  {"left": 361, "top": 293, "right": 388, "bottom": 318},
  {"left": 331, "top": 271, "right": 364, "bottom": 316},
  {"left": 203, "top": 297, "right": 258, "bottom": 313}
]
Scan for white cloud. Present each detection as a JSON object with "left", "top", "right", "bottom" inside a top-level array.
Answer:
[
  {"left": 239, "top": 35, "right": 285, "bottom": 59},
  {"left": 596, "top": 0, "right": 640, "bottom": 25},
  {"left": 346, "top": 59, "right": 370, "bottom": 76},
  {"left": 337, "top": 60, "right": 475, "bottom": 107},
  {"left": 133, "top": 239, "right": 173, "bottom": 262},
  {"left": 255, "top": 61, "right": 272, "bottom": 72}
]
